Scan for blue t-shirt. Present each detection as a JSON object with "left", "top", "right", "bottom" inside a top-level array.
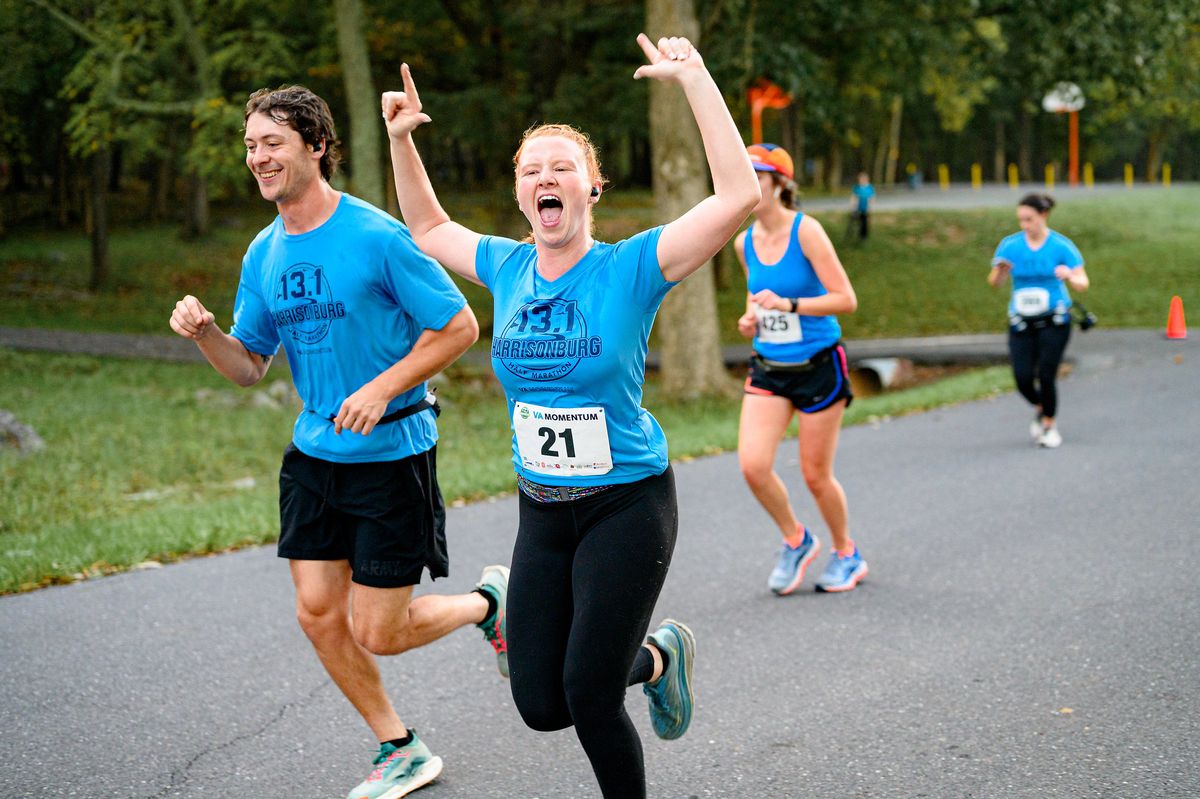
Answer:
[
  {"left": 475, "top": 226, "right": 675, "bottom": 486},
  {"left": 745, "top": 213, "right": 842, "bottom": 362},
  {"left": 229, "top": 193, "right": 466, "bottom": 463},
  {"left": 992, "top": 230, "right": 1084, "bottom": 318},
  {"left": 852, "top": 183, "right": 875, "bottom": 213}
]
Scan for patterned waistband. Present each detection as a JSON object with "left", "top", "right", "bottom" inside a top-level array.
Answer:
[{"left": 517, "top": 476, "right": 615, "bottom": 503}]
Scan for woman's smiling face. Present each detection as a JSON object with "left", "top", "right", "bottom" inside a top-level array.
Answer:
[{"left": 515, "top": 135, "right": 598, "bottom": 249}]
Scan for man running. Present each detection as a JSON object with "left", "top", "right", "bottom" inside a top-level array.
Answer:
[{"left": 169, "top": 85, "right": 507, "bottom": 799}]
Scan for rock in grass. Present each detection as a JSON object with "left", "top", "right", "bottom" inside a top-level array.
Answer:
[{"left": 0, "top": 410, "right": 46, "bottom": 454}]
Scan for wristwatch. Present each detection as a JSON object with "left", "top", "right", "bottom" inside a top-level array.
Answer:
[{"left": 789, "top": 298, "right": 799, "bottom": 313}]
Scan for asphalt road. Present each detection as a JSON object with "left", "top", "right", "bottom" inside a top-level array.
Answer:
[{"left": 2, "top": 330, "right": 1197, "bottom": 799}]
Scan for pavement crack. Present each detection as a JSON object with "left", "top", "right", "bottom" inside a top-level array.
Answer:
[{"left": 144, "top": 677, "right": 331, "bottom": 799}]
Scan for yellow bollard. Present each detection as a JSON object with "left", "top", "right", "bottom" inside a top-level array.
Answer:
[
  {"left": 1083, "top": 162, "right": 1094, "bottom": 188},
  {"left": 938, "top": 164, "right": 949, "bottom": 190},
  {"left": 1125, "top": 163, "right": 1134, "bottom": 188},
  {"left": 1007, "top": 163, "right": 1019, "bottom": 190},
  {"left": 971, "top": 163, "right": 982, "bottom": 190},
  {"left": 1163, "top": 163, "right": 1172, "bottom": 187},
  {"left": 1045, "top": 164, "right": 1055, "bottom": 190}
]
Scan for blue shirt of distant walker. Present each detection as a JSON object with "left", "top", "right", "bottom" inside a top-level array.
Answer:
[
  {"left": 745, "top": 213, "right": 842, "bottom": 363},
  {"left": 992, "top": 230, "right": 1084, "bottom": 318},
  {"left": 476, "top": 226, "right": 675, "bottom": 487},
  {"left": 852, "top": 183, "right": 875, "bottom": 213},
  {"left": 229, "top": 193, "right": 466, "bottom": 463}
]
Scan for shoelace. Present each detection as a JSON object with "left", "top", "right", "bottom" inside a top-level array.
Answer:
[{"left": 367, "top": 747, "right": 408, "bottom": 782}]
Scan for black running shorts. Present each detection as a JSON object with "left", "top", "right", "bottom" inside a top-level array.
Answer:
[
  {"left": 277, "top": 443, "right": 448, "bottom": 588},
  {"left": 744, "top": 343, "right": 853, "bottom": 413}
]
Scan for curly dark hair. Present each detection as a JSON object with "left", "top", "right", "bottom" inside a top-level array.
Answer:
[{"left": 244, "top": 86, "right": 342, "bottom": 181}]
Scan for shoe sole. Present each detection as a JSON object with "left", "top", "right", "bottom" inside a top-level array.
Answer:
[
  {"left": 657, "top": 619, "right": 695, "bottom": 740},
  {"left": 373, "top": 756, "right": 444, "bottom": 799},
  {"left": 770, "top": 538, "right": 822, "bottom": 596},
  {"left": 815, "top": 563, "right": 868, "bottom": 593}
]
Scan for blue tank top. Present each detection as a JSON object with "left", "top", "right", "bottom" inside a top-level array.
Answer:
[{"left": 745, "top": 213, "right": 841, "bottom": 362}]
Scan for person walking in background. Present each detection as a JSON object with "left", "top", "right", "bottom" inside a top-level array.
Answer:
[
  {"left": 383, "top": 33, "right": 759, "bottom": 798},
  {"left": 988, "top": 192, "right": 1089, "bottom": 448},
  {"left": 736, "top": 143, "right": 866, "bottom": 595},
  {"left": 169, "top": 85, "right": 508, "bottom": 799},
  {"left": 850, "top": 171, "right": 875, "bottom": 240}
]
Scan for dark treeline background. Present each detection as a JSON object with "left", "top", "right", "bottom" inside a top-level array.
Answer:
[{"left": 2, "top": 0, "right": 1198, "bottom": 240}]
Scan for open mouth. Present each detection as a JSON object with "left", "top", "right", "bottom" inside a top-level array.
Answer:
[
  {"left": 537, "top": 194, "right": 563, "bottom": 226},
  {"left": 259, "top": 168, "right": 282, "bottom": 181}
]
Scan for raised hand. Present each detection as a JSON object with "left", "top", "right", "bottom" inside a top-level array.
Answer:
[
  {"left": 170, "top": 295, "right": 216, "bottom": 341},
  {"left": 381, "top": 63, "right": 433, "bottom": 139},
  {"left": 632, "top": 33, "right": 704, "bottom": 82}
]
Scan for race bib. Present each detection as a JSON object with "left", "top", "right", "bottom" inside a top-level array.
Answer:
[
  {"left": 513, "top": 402, "right": 613, "bottom": 477},
  {"left": 755, "top": 306, "right": 803, "bottom": 344},
  {"left": 1013, "top": 287, "right": 1051, "bottom": 316}
]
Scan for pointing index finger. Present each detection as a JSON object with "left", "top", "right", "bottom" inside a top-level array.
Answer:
[
  {"left": 401, "top": 63, "right": 421, "bottom": 107},
  {"left": 635, "top": 32, "right": 658, "bottom": 62}
]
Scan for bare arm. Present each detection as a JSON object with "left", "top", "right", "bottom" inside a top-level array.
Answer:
[
  {"left": 383, "top": 64, "right": 484, "bottom": 286},
  {"left": 332, "top": 304, "right": 479, "bottom": 435},
  {"left": 750, "top": 217, "right": 857, "bottom": 316},
  {"left": 169, "top": 295, "right": 272, "bottom": 386},
  {"left": 1055, "top": 264, "right": 1089, "bottom": 292},
  {"left": 733, "top": 232, "right": 758, "bottom": 338},
  {"left": 988, "top": 259, "right": 1012, "bottom": 288},
  {"left": 634, "top": 34, "right": 760, "bottom": 282}
]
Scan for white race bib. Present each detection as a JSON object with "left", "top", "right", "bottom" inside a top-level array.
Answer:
[
  {"left": 755, "top": 306, "right": 803, "bottom": 344},
  {"left": 513, "top": 402, "right": 613, "bottom": 477},
  {"left": 1013, "top": 287, "right": 1051, "bottom": 316}
]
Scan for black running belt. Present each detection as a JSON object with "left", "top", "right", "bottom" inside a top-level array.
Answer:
[{"left": 325, "top": 391, "right": 440, "bottom": 425}]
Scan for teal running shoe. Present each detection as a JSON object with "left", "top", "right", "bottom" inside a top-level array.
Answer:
[
  {"left": 346, "top": 733, "right": 443, "bottom": 799},
  {"left": 475, "top": 564, "right": 510, "bottom": 678},
  {"left": 815, "top": 546, "right": 868, "bottom": 593},
  {"left": 767, "top": 527, "right": 821, "bottom": 595},
  {"left": 642, "top": 619, "right": 695, "bottom": 740}
]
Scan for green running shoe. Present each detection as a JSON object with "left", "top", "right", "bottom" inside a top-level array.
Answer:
[
  {"left": 642, "top": 619, "right": 696, "bottom": 740},
  {"left": 475, "top": 564, "right": 510, "bottom": 678},
  {"left": 346, "top": 733, "right": 443, "bottom": 799}
]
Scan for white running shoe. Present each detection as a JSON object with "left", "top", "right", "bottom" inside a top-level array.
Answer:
[
  {"left": 1029, "top": 418, "right": 1043, "bottom": 442},
  {"left": 1038, "top": 426, "right": 1062, "bottom": 448}
]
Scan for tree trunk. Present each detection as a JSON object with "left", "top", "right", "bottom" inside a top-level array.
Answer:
[
  {"left": 88, "top": 147, "right": 111, "bottom": 292},
  {"left": 828, "top": 137, "right": 843, "bottom": 190},
  {"left": 645, "top": 0, "right": 735, "bottom": 399},
  {"left": 1145, "top": 126, "right": 1168, "bottom": 182},
  {"left": 183, "top": 171, "right": 209, "bottom": 238},
  {"left": 334, "top": 0, "right": 385, "bottom": 208},
  {"left": 785, "top": 104, "right": 805, "bottom": 185},
  {"left": 884, "top": 95, "right": 903, "bottom": 187},
  {"left": 1018, "top": 105, "right": 1032, "bottom": 181},
  {"left": 993, "top": 117, "right": 1006, "bottom": 183}
]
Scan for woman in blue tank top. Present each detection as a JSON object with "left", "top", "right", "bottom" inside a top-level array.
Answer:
[
  {"left": 988, "top": 193, "right": 1089, "bottom": 448},
  {"left": 734, "top": 143, "right": 867, "bottom": 595},
  {"left": 384, "top": 35, "right": 760, "bottom": 798}
]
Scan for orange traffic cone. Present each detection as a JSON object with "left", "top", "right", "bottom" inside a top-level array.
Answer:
[{"left": 1166, "top": 295, "right": 1187, "bottom": 339}]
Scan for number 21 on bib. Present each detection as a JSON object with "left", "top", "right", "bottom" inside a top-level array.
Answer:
[{"left": 513, "top": 402, "right": 614, "bottom": 476}]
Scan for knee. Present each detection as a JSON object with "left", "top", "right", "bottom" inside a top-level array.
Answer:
[
  {"left": 295, "top": 600, "right": 346, "bottom": 647},
  {"left": 801, "top": 465, "right": 834, "bottom": 497},
  {"left": 739, "top": 454, "right": 774, "bottom": 490},
  {"left": 562, "top": 670, "right": 620, "bottom": 728},
  {"left": 353, "top": 615, "right": 414, "bottom": 657},
  {"left": 512, "top": 681, "right": 572, "bottom": 733}
]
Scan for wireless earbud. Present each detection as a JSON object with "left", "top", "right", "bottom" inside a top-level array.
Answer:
[{"left": 590, "top": 187, "right": 600, "bottom": 198}]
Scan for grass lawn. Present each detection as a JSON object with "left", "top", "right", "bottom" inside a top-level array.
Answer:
[
  {"left": 0, "top": 346, "right": 1012, "bottom": 594},
  {"left": 3, "top": 187, "right": 1196, "bottom": 340},
  {"left": 1, "top": 186, "right": 1195, "bottom": 593}
]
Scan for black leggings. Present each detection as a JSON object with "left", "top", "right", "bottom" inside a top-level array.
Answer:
[
  {"left": 507, "top": 467, "right": 678, "bottom": 799},
  {"left": 1008, "top": 320, "right": 1071, "bottom": 419}
]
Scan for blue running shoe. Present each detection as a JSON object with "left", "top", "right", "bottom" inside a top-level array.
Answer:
[
  {"left": 642, "top": 619, "right": 695, "bottom": 740},
  {"left": 815, "top": 546, "right": 868, "bottom": 593},
  {"left": 346, "top": 733, "right": 443, "bottom": 799},
  {"left": 767, "top": 528, "right": 821, "bottom": 595}
]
